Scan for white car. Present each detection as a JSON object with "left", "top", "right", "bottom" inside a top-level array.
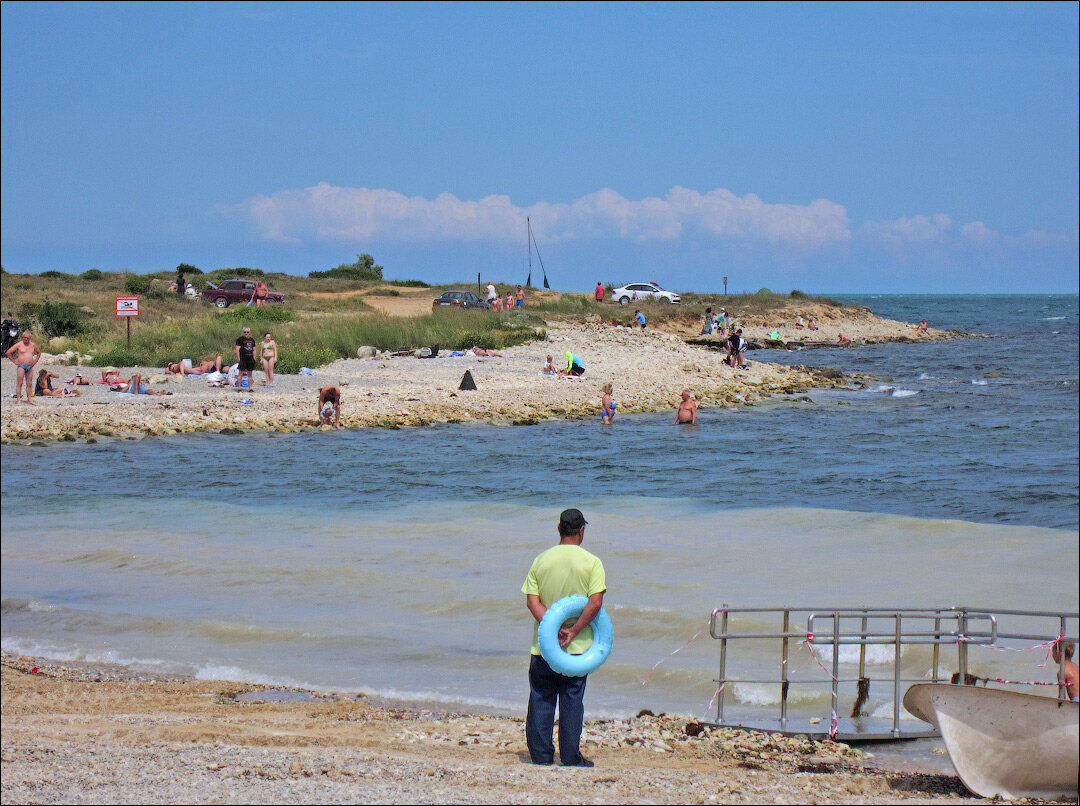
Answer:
[{"left": 612, "top": 282, "right": 680, "bottom": 305}]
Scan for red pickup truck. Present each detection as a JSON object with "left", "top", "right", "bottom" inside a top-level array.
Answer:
[{"left": 201, "top": 279, "right": 286, "bottom": 308}]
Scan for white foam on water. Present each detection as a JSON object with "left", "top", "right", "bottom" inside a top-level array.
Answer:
[
  {"left": 0, "top": 637, "right": 181, "bottom": 673},
  {"left": 871, "top": 384, "right": 895, "bottom": 394},
  {"left": 917, "top": 373, "right": 935, "bottom": 380},
  {"left": 971, "top": 379, "right": 988, "bottom": 385},
  {"left": 731, "top": 682, "right": 827, "bottom": 707},
  {"left": 891, "top": 389, "right": 919, "bottom": 398},
  {"left": 870, "top": 700, "right": 924, "bottom": 721},
  {"left": 194, "top": 663, "right": 317, "bottom": 690}
]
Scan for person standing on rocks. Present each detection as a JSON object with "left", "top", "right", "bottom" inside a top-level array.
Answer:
[
  {"left": 6, "top": 330, "right": 41, "bottom": 404},
  {"left": 522, "top": 508, "right": 606, "bottom": 767},
  {"left": 235, "top": 327, "right": 257, "bottom": 391}
]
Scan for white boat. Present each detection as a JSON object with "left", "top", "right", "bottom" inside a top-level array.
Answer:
[{"left": 903, "top": 683, "right": 1079, "bottom": 800}]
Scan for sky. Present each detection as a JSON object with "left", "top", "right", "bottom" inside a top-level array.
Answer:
[{"left": 2, "top": 1, "right": 1077, "bottom": 294}]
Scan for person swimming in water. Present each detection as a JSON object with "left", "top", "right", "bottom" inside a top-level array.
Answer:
[{"left": 601, "top": 383, "right": 616, "bottom": 424}]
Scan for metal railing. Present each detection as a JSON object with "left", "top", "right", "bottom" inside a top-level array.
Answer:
[{"left": 705, "top": 606, "right": 1077, "bottom": 740}]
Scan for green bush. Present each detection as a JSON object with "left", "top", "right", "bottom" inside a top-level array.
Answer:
[
  {"left": 218, "top": 305, "right": 294, "bottom": 324},
  {"left": 387, "top": 279, "right": 430, "bottom": 288},
  {"left": 176, "top": 262, "right": 203, "bottom": 275},
  {"left": 309, "top": 253, "right": 383, "bottom": 281},
  {"left": 230, "top": 267, "right": 265, "bottom": 278},
  {"left": 80, "top": 269, "right": 105, "bottom": 281},
  {"left": 89, "top": 347, "right": 145, "bottom": 368},
  {"left": 124, "top": 275, "right": 152, "bottom": 294},
  {"left": 276, "top": 344, "right": 339, "bottom": 375},
  {"left": 365, "top": 288, "right": 400, "bottom": 296},
  {"left": 20, "top": 300, "right": 88, "bottom": 338},
  {"left": 40, "top": 270, "right": 74, "bottom": 280}
]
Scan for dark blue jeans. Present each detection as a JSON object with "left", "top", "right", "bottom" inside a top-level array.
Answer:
[{"left": 526, "top": 654, "right": 588, "bottom": 764}]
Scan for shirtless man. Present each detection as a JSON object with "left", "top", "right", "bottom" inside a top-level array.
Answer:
[
  {"left": 318, "top": 385, "right": 341, "bottom": 428},
  {"left": 674, "top": 390, "right": 697, "bottom": 424},
  {"left": 5, "top": 331, "right": 41, "bottom": 404},
  {"left": 1052, "top": 640, "right": 1079, "bottom": 702}
]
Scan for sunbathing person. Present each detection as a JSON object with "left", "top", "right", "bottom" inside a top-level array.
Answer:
[
  {"left": 467, "top": 346, "right": 503, "bottom": 357},
  {"left": 111, "top": 373, "right": 171, "bottom": 396},
  {"left": 34, "top": 369, "right": 80, "bottom": 397},
  {"left": 101, "top": 368, "right": 123, "bottom": 384},
  {"left": 165, "top": 355, "right": 223, "bottom": 375}
]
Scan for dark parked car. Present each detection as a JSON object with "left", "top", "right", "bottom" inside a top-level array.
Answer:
[
  {"left": 201, "top": 279, "right": 286, "bottom": 308},
  {"left": 432, "top": 290, "right": 491, "bottom": 310}
]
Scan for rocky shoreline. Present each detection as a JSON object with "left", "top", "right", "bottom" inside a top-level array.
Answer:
[
  {"left": 0, "top": 313, "right": 948, "bottom": 443},
  {"left": 1, "top": 652, "right": 998, "bottom": 804}
]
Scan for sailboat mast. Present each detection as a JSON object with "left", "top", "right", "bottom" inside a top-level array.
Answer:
[{"left": 527, "top": 216, "right": 532, "bottom": 287}]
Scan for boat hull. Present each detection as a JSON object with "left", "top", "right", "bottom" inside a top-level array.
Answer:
[{"left": 903, "top": 683, "right": 1078, "bottom": 800}]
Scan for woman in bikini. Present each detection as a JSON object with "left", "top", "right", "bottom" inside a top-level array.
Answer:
[
  {"left": 261, "top": 332, "right": 278, "bottom": 387},
  {"left": 601, "top": 382, "right": 616, "bottom": 425}
]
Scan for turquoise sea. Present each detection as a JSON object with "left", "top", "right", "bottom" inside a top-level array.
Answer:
[{"left": 2, "top": 294, "right": 1077, "bottom": 722}]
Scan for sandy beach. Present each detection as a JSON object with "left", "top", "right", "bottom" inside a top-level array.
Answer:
[
  {"left": 1, "top": 652, "right": 1000, "bottom": 805},
  {"left": 1, "top": 307, "right": 950, "bottom": 443}
]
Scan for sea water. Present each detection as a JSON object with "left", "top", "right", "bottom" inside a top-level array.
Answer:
[{"left": 2, "top": 294, "right": 1077, "bottom": 721}]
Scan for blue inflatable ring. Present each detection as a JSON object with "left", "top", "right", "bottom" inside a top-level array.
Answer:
[{"left": 538, "top": 595, "right": 614, "bottom": 677}]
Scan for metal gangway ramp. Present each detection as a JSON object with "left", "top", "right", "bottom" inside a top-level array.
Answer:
[{"left": 703, "top": 606, "right": 1077, "bottom": 742}]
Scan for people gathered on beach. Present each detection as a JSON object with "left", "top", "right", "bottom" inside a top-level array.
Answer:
[
  {"left": 5, "top": 330, "right": 40, "bottom": 404},
  {"left": 564, "top": 351, "right": 585, "bottom": 376},
  {"left": 727, "top": 329, "right": 747, "bottom": 369}
]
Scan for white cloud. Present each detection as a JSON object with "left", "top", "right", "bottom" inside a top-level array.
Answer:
[
  {"left": 227, "top": 183, "right": 852, "bottom": 250},
  {"left": 960, "top": 220, "right": 999, "bottom": 245},
  {"left": 862, "top": 213, "right": 953, "bottom": 248}
]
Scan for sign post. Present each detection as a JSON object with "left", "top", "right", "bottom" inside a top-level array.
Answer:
[
  {"left": 723, "top": 276, "right": 728, "bottom": 297},
  {"left": 115, "top": 296, "right": 140, "bottom": 348}
]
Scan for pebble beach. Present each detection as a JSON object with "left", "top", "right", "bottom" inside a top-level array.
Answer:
[
  {"left": 2, "top": 652, "right": 993, "bottom": 805},
  {"left": 1, "top": 306, "right": 947, "bottom": 443}
]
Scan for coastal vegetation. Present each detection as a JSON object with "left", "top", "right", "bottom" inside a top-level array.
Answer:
[{"left": 1, "top": 264, "right": 855, "bottom": 372}]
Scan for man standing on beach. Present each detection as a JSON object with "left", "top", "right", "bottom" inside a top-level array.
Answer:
[
  {"left": 522, "top": 508, "right": 606, "bottom": 767},
  {"left": 235, "top": 327, "right": 257, "bottom": 390},
  {"left": 486, "top": 282, "right": 497, "bottom": 307},
  {"left": 5, "top": 330, "right": 41, "bottom": 404}
]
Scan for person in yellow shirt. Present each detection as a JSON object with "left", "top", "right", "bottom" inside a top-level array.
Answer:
[{"left": 521, "top": 508, "right": 607, "bottom": 767}]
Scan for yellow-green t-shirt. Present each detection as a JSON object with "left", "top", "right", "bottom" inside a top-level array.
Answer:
[{"left": 522, "top": 544, "right": 607, "bottom": 655}]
